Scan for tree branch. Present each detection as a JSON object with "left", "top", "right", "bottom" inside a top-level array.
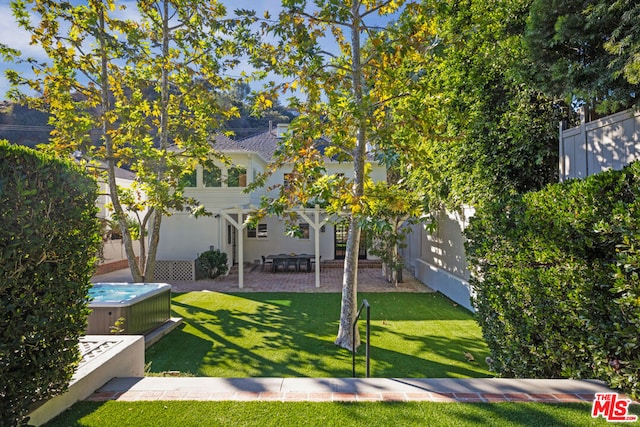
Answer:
[
  {"left": 293, "top": 9, "right": 350, "bottom": 28},
  {"left": 360, "top": 0, "right": 396, "bottom": 19}
]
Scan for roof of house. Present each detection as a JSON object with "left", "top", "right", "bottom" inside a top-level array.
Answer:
[
  {"left": 235, "top": 130, "right": 278, "bottom": 161},
  {"left": 211, "top": 133, "right": 249, "bottom": 152},
  {"left": 214, "top": 127, "right": 378, "bottom": 164},
  {"left": 114, "top": 166, "right": 136, "bottom": 181},
  {"left": 235, "top": 129, "right": 375, "bottom": 163}
]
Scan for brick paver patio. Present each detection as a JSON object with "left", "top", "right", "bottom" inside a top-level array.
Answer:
[{"left": 93, "top": 264, "right": 433, "bottom": 293}]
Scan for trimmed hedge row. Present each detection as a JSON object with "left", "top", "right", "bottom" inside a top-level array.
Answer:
[
  {"left": 465, "top": 161, "right": 640, "bottom": 397},
  {"left": 0, "top": 141, "right": 101, "bottom": 426}
]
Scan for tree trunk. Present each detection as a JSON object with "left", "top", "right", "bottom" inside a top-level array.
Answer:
[
  {"left": 144, "top": 209, "right": 163, "bottom": 281},
  {"left": 141, "top": 0, "right": 170, "bottom": 282},
  {"left": 98, "top": 7, "right": 142, "bottom": 282},
  {"left": 334, "top": 0, "right": 366, "bottom": 351},
  {"left": 335, "top": 216, "right": 362, "bottom": 350}
]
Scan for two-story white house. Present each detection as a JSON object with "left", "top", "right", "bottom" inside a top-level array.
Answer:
[{"left": 156, "top": 124, "right": 387, "bottom": 286}]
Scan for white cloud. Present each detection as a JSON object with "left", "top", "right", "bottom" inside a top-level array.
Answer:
[
  {"left": 0, "top": 3, "right": 48, "bottom": 98},
  {"left": 0, "top": 4, "right": 46, "bottom": 58}
]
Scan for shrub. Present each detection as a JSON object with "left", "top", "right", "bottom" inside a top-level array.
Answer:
[
  {"left": 196, "top": 249, "right": 228, "bottom": 279},
  {"left": 0, "top": 141, "right": 101, "bottom": 426},
  {"left": 465, "top": 161, "right": 640, "bottom": 397}
]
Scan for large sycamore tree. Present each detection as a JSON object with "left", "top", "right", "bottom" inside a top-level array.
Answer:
[
  {"left": 6, "top": 0, "right": 245, "bottom": 281},
  {"left": 246, "top": 0, "right": 435, "bottom": 350}
]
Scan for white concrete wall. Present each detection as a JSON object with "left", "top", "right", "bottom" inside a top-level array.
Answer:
[
  {"left": 101, "top": 239, "right": 140, "bottom": 263},
  {"left": 28, "top": 336, "right": 144, "bottom": 426},
  {"left": 402, "top": 207, "right": 475, "bottom": 312},
  {"left": 157, "top": 213, "right": 220, "bottom": 260}
]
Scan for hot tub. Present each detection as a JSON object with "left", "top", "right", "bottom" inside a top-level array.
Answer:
[{"left": 87, "top": 283, "right": 171, "bottom": 335}]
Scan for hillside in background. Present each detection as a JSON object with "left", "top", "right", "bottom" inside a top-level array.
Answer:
[
  {"left": 0, "top": 90, "right": 295, "bottom": 146},
  {"left": 0, "top": 101, "right": 51, "bottom": 147}
]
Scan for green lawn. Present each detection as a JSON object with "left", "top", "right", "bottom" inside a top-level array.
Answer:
[
  {"left": 46, "top": 292, "right": 622, "bottom": 426},
  {"left": 45, "top": 401, "right": 621, "bottom": 427},
  {"left": 145, "top": 292, "right": 492, "bottom": 378}
]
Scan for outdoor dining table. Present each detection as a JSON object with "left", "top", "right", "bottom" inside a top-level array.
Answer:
[{"left": 266, "top": 254, "right": 314, "bottom": 273}]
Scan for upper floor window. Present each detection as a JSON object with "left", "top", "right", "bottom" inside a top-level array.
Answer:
[
  {"left": 298, "top": 222, "right": 310, "bottom": 239},
  {"left": 180, "top": 170, "right": 197, "bottom": 187},
  {"left": 284, "top": 173, "right": 293, "bottom": 191},
  {"left": 228, "top": 166, "right": 247, "bottom": 187},
  {"left": 204, "top": 166, "right": 222, "bottom": 187}
]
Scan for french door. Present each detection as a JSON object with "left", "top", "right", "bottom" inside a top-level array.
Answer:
[{"left": 334, "top": 222, "right": 366, "bottom": 260}]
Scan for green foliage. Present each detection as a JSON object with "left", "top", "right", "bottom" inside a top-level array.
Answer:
[
  {"left": 109, "top": 317, "right": 126, "bottom": 335},
  {"left": 6, "top": 0, "right": 251, "bottom": 281},
  {"left": 402, "top": 0, "right": 565, "bottom": 210},
  {"left": 524, "top": 0, "right": 640, "bottom": 113},
  {"left": 362, "top": 181, "right": 429, "bottom": 284},
  {"left": 602, "top": 0, "right": 640, "bottom": 85},
  {"left": 0, "top": 141, "right": 101, "bottom": 426},
  {"left": 196, "top": 249, "right": 228, "bottom": 280},
  {"left": 466, "top": 161, "right": 640, "bottom": 398}
]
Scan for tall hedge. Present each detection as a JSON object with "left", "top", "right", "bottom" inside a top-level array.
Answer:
[
  {"left": 0, "top": 141, "right": 101, "bottom": 426},
  {"left": 466, "top": 161, "right": 640, "bottom": 397}
]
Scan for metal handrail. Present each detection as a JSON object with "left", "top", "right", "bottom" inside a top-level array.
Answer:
[{"left": 352, "top": 299, "right": 370, "bottom": 378}]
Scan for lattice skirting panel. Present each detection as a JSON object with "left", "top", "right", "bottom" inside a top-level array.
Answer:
[{"left": 155, "top": 260, "right": 196, "bottom": 281}]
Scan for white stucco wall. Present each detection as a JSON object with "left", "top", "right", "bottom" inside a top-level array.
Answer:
[{"left": 402, "top": 207, "right": 475, "bottom": 312}]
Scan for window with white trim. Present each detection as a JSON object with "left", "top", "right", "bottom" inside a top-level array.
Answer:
[
  {"left": 298, "top": 223, "right": 310, "bottom": 239},
  {"left": 247, "top": 223, "right": 268, "bottom": 239}
]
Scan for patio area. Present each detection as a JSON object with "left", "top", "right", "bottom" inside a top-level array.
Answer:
[{"left": 92, "top": 263, "right": 433, "bottom": 294}]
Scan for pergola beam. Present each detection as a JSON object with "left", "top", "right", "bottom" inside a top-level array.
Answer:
[{"left": 220, "top": 204, "right": 335, "bottom": 289}]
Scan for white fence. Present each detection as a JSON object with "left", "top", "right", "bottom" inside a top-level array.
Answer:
[{"left": 560, "top": 108, "right": 640, "bottom": 181}]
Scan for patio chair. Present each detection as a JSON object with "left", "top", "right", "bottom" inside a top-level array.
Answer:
[
  {"left": 310, "top": 256, "right": 321, "bottom": 271},
  {"left": 272, "top": 255, "right": 287, "bottom": 273},
  {"left": 286, "top": 256, "right": 299, "bottom": 272},
  {"left": 261, "top": 255, "right": 273, "bottom": 272},
  {"left": 297, "top": 254, "right": 312, "bottom": 272}
]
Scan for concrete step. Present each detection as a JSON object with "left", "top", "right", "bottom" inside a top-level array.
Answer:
[{"left": 322, "top": 260, "right": 382, "bottom": 269}]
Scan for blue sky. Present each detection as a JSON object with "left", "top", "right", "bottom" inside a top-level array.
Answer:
[{"left": 0, "top": 0, "right": 399, "bottom": 101}]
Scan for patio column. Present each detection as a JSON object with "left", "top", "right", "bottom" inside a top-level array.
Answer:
[
  {"left": 221, "top": 208, "right": 247, "bottom": 288},
  {"left": 298, "top": 204, "right": 330, "bottom": 288}
]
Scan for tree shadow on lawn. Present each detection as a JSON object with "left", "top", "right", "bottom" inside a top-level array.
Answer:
[
  {"left": 145, "top": 292, "right": 491, "bottom": 378},
  {"left": 44, "top": 401, "right": 602, "bottom": 427}
]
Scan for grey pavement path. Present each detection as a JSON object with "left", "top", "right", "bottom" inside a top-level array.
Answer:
[{"left": 89, "top": 377, "right": 621, "bottom": 403}]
